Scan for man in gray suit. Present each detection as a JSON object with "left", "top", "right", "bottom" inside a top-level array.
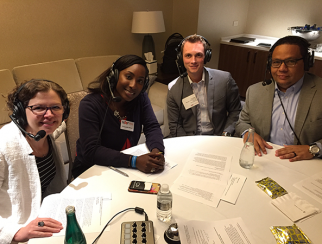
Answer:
[
  {"left": 167, "top": 34, "right": 241, "bottom": 138},
  {"left": 235, "top": 35, "right": 322, "bottom": 162}
]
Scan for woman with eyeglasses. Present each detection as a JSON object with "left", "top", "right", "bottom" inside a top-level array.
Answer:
[{"left": 0, "top": 79, "right": 69, "bottom": 243}]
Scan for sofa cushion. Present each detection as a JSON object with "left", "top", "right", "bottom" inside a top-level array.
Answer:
[
  {"left": 151, "top": 104, "right": 164, "bottom": 126},
  {"left": 146, "top": 75, "right": 157, "bottom": 94},
  {"left": 148, "top": 82, "right": 169, "bottom": 138},
  {"left": 137, "top": 133, "right": 146, "bottom": 145},
  {"left": 55, "top": 132, "right": 69, "bottom": 163},
  {"left": 75, "top": 55, "right": 121, "bottom": 90},
  {"left": 12, "top": 59, "right": 83, "bottom": 94},
  {"left": 0, "top": 69, "right": 16, "bottom": 125}
]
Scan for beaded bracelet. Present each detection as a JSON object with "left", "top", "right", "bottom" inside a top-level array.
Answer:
[{"left": 131, "top": 156, "right": 137, "bottom": 168}]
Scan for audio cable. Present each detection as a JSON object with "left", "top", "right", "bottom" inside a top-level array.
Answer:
[{"left": 92, "top": 207, "right": 148, "bottom": 244}]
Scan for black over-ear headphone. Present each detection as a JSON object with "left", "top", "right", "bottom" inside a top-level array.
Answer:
[
  {"left": 106, "top": 56, "right": 150, "bottom": 99},
  {"left": 263, "top": 43, "right": 315, "bottom": 86},
  {"left": 266, "top": 44, "right": 314, "bottom": 73},
  {"left": 175, "top": 35, "right": 212, "bottom": 77},
  {"left": 11, "top": 79, "right": 70, "bottom": 127}
]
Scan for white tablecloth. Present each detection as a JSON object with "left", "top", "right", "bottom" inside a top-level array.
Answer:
[{"left": 30, "top": 136, "right": 322, "bottom": 244}]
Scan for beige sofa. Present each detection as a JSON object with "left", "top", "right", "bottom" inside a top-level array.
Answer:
[
  {"left": 0, "top": 56, "right": 169, "bottom": 181},
  {"left": 0, "top": 69, "right": 16, "bottom": 129}
]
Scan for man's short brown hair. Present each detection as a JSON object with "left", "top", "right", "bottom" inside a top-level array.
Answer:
[{"left": 181, "top": 34, "right": 209, "bottom": 54}]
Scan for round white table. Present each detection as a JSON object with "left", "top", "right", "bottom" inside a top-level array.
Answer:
[{"left": 30, "top": 136, "right": 322, "bottom": 244}]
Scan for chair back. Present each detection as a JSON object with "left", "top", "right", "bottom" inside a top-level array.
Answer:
[{"left": 66, "top": 90, "right": 88, "bottom": 162}]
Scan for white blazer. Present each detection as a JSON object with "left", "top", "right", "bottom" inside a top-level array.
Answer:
[{"left": 0, "top": 122, "right": 67, "bottom": 244}]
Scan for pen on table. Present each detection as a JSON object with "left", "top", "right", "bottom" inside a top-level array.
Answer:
[{"left": 108, "top": 166, "right": 129, "bottom": 177}]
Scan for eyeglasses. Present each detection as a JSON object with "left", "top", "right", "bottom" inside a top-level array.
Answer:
[
  {"left": 271, "top": 58, "right": 303, "bottom": 68},
  {"left": 27, "top": 105, "right": 64, "bottom": 116}
]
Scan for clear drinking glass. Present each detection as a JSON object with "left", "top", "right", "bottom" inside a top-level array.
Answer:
[{"left": 239, "top": 128, "right": 255, "bottom": 169}]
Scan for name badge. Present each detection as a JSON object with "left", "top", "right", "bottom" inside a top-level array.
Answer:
[
  {"left": 120, "top": 120, "right": 134, "bottom": 132},
  {"left": 182, "top": 94, "right": 199, "bottom": 110}
]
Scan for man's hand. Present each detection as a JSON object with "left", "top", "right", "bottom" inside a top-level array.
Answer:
[
  {"left": 243, "top": 131, "right": 273, "bottom": 156},
  {"left": 13, "top": 217, "right": 63, "bottom": 242},
  {"left": 136, "top": 148, "right": 165, "bottom": 173},
  {"left": 275, "top": 145, "right": 313, "bottom": 162}
]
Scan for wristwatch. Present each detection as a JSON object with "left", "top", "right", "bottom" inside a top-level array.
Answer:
[
  {"left": 309, "top": 144, "right": 320, "bottom": 156},
  {"left": 222, "top": 132, "right": 232, "bottom": 137}
]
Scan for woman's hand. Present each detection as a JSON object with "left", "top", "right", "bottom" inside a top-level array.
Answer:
[
  {"left": 13, "top": 217, "right": 63, "bottom": 242},
  {"left": 136, "top": 149, "right": 165, "bottom": 173}
]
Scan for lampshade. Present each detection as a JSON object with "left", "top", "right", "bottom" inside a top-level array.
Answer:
[{"left": 132, "top": 11, "right": 165, "bottom": 34}]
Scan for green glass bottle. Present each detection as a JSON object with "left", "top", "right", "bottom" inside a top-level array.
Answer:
[{"left": 64, "top": 206, "right": 87, "bottom": 244}]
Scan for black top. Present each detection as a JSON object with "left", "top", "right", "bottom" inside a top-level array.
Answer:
[
  {"left": 72, "top": 92, "right": 165, "bottom": 177},
  {"left": 35, "top": 138, "right": 56, "bottom": 196}
]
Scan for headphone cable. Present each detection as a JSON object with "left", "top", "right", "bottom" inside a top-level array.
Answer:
[
  {"left": 276, "top": 90, "right": 301, "bottom": 145},
  {"left": 92, "top": 207, "right": 148, "bottom": 244}
]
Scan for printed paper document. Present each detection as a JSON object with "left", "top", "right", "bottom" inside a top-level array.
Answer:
[
  {"left": 294, "top": 171, "right": 322, "bottom": 204},
  {"left": 221, "top": 173, "right": 247, "bottom": 204},
  {"left": 125, "top": 148, "right": 177, "bottom": 181},
  {"left": 176, "top": 217, "right": 255, "bottom": 244},
  {"left": 39, "top": 193, "right": 112, "bottom": 236},
  {"left": 171, "top": 150, "right": 232, "bottom": 208}
]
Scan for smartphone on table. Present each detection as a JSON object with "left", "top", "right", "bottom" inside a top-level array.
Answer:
[{"left": 128, "top": 180, "right": 160, "bottom": 194}]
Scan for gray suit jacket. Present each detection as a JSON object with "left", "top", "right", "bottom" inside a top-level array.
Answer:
[
  {"left": 235, "top": 73, "right": 322, "bottom": 146},
  {"left": 167, "top": 67, "right": 241, "bottom": 137}
]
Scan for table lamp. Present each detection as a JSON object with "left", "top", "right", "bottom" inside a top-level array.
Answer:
[{"left": 132, "top": 11, "right": 165, "bottom": 60}]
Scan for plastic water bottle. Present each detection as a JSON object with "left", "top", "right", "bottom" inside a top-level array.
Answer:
[
  {"left": 64, "top": 206, "right": 87, "bottom": 244},
  {"left": 239, "top": 128, "right": 255, "bottom": 169},
  {"left": 157, "top": 184, "right": 172, "bottom": 222}
]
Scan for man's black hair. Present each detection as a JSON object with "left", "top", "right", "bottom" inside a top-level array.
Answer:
[{"left": 269, "top": 35, "right": 310, "bottom": 59}]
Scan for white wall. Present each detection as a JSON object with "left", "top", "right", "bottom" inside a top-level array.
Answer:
[
  {"left": 245, "top": 0, "right": 322, "bottom": 43},
  {"left": 198, "top": 0, "right": 322, "bottom": 69},
  {"left": 197, "top": 0, "right": 250, "bottom": 68},
  {"left": 172, "top": 0, "right": 200, "bottom": 36},
  {"left": 0, "top": 0, "right": 173, "bottom": 70},
  {"left": 3, "top": 1, "right": 321, "bottom": 71}
]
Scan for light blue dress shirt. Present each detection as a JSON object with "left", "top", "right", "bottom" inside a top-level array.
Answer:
[
  {"left": 269, "top": 77, "right": 303, "bottom": 145},
  {"left": 188, "top": 71, "right": 214, "bottom": 135}
]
